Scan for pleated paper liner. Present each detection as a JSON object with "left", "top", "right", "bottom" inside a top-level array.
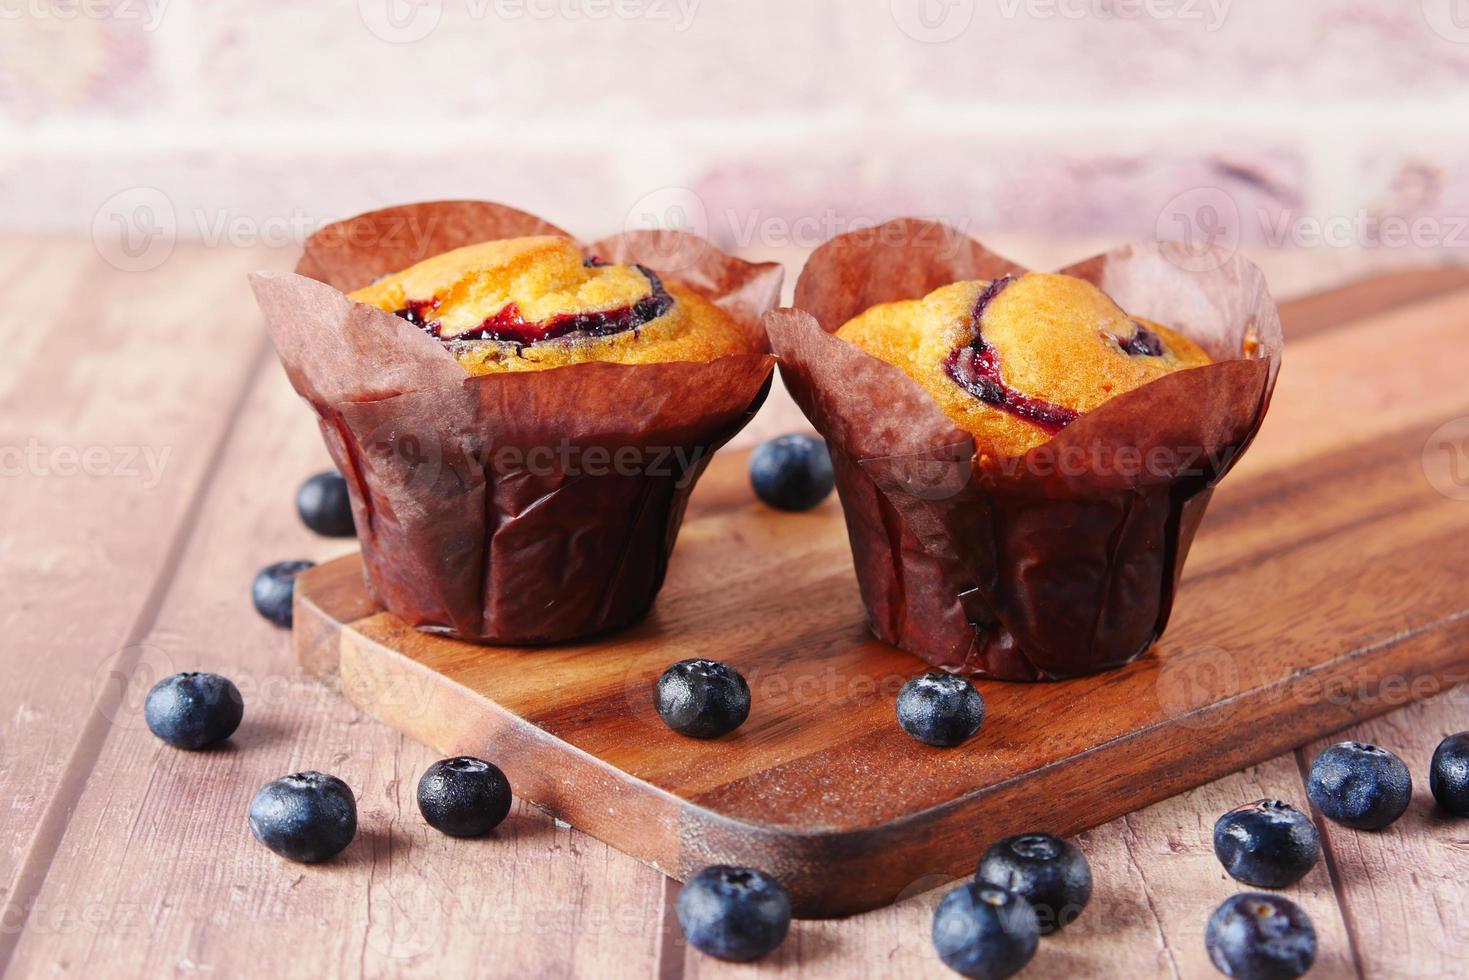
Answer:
[
  {"left": 253, "top": 200, "right": 781, "bottom": 644},
  {"left": 766, "top": 219, "right": 1282, "bottom": 680}
]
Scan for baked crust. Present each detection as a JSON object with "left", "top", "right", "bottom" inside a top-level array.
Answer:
[
  {"left": 835, "top": 272, "right": 1212, "bottom": 457},
  {"left": 349, "top": 236, "right": 751, "bottom": 374}
]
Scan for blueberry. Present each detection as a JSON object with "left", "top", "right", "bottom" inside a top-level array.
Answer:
[
  {"left": 676, "top": 865, "right": 790, "bottom": 962},
  {"left": 1431, "top": 732, "right": 1469, "bottom": 816},
  {"left": 248, "top": 771, "right": 357, "bottom": 863},
  {"left": 252, "top": 560, "right": 315, "bottom": 628},
  {"left": 144, "top": 672, "right": 244, "bottom": 750},
  {"left": 656, "top": 659, "right": 750, "bottom": 739},
  {"left": 896, "top": 672, "right": 985, "bottom": 747},
  {"left": 1213, "top": 800, "right": 1320, "bottom": 888},
  {"left": 931, "top": 882, "right": 1039, "bottom": 980},
  {"left": 1205, "top": 893, "right": 1316, "bottom": 980},
  {"left": 296, "top": 470, "right": 356, "bottom": 537},
  {"left": 417, "top": 757, "right": 512, "bottom": 837},
  {"left": 1306, "top": 741, "right": 1412, "bottom": 830},
  {"left": 976, "top": 833, "right": 1091, "bottom": 934},
  {"left": 749, "top": 434, "right": 835, "bottom": 512}
]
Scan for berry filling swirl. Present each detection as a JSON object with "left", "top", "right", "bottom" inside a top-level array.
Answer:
[
  {"left": 394, "top": 264, "right": 675, "bottom": 347},
  {"left": 944, "top": 276, "right": 1081, "bottom": 435}
]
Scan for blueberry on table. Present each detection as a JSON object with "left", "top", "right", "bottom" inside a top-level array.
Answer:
[
  {"left": 656, "top": 659, "right": 751, "bottom": 738},
  {"left": 676, "top": 865, "right": 791, "bottom": 962},
  {"left": 1213, "top": 800, "right": 1320, "bottom": 888},
  {"left": 896, "top": 673, "right": 985, "bottom": 747},
  {"left": 144, "top": 672, "right": 243, "bottom": 750},
  {"left": 976, "top": 833, "right": 1091, "bottom": 934},
  {"left": 1430, "top": 732, "right": 1469, "bottom": 816},
  {"left": 931, "top": 882, "right": 1039, "bottom": 980},
  {"left": 417, "top": 757, "right": 512, "bottom": 837},
  {"left": 1205, "top": 893, "right": 1316, "bottom": 980},
  {"left": 749, "top": 434, "right": 835, "bottom": 512},
  {"left": 248, "top": 771, "right": 357, "bottom": 863},
  {"left": 252, "top": 560, "right": 316, "bottom": 628},
  {"left": 1306, "top": 741, "right": 1412, "bottom": 830},
  {"left": 296, "top": 470, "right": 356, "bottom": 537}
]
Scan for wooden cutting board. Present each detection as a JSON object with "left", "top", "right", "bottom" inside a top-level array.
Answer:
[{"left": 294, "top": 269, "right": 1469, "bottom": 918}]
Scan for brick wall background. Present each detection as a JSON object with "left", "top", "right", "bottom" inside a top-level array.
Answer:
[{"left": 4, "top": 0, "right": 1469, "bottom": 278}]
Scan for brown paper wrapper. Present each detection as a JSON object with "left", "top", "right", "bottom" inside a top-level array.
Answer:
[
  {"left": 766, "top": 219, "right": 1282, "bottom": 681},
  {"left": 252, "top": 201, "right": 781, "bottom": 644}
]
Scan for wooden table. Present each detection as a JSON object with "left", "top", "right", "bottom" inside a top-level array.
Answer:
[{"left": 3, "top": 236, "right": 1469, "bottom": 978}]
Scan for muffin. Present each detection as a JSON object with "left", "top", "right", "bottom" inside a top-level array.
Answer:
[
  {"left": 834, "top": 272, "right": 1212, "bottom": 459},
  {"left": 252, "top": 201, "right": 780, "bottom": 645},
  {"left": 766, "top": 219, "right": 1281, "bottom": 681},
  {"left": 348, "top": 236, "right": 752, "bottom": 373}
]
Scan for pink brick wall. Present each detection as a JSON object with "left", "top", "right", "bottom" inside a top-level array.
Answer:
[{"left": 4, "top": 0, "right": 1469, "bottom": 265}]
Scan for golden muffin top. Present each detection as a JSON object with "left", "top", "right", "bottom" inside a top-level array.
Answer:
[
  {"left": 835, "top": 272, "right": 1212, "bottom": 457},
  {"left": 348, "top": 236, "right": 751, "bottom": 373}
]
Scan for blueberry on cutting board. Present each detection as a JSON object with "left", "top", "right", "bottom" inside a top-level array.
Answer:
[
  {"left": 896, "top": 673, "right": 985, "bottom": 747},
  {"left": 656, "top": 659, "right": 751, "bottom": 738}
]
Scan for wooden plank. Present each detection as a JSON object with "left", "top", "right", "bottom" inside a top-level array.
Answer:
[
  {"left": 0, "top": 239, "right": 273, "bottom": 964},
  {"left": 1228, "top": 286, "right": 1469, "bottom": 481},
  {"left": 1302, "top": 688, "right": 1469, "bottom": 979},
  {"left": 6, "top": 243, "right": 1467, "bottom": 976},
  {"left": 681, "top": 758, "right": 1358, "bottom": 979},
  {"left": 1276, "top": 266, "right": 1469, "bottom": 341},
  {"left": 4, "top": 365, "right": 670, "bottom": 979}
]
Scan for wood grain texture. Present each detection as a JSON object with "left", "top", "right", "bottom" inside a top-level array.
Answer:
[
  {"left": 5, "top": 363, "right": 673, "bottom": 979},
  {"left": 1301, "top": 690, "right": 1469, "bottom": 980},
  {"left": 6, "top": 239, "right": 1469, "bottom": 978},
  {"left": 295, "top": 279, "right": 1469, "bottom": 917},
  {"left": 1275, "top": 266, "right": 1469, "bottom": 340},
  {"left": 0, "top": 240, "right": 273, "bottom": 967},
  {"left": 681, "top": 759, "right": 1359, "bottom": 979}
]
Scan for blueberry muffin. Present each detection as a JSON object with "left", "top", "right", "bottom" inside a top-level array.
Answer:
[
  {"left": 767, "top": 218, "right": 1281, "bottom": 679},
  {"left": 349, "top": 236, "right": 752, "bottom": 373},
  {"left": 253, "top": 200, "right": 781, "bottom": 645},
  {"left": 835, "top": 272, "right": 1212, "bottom": 458}
]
